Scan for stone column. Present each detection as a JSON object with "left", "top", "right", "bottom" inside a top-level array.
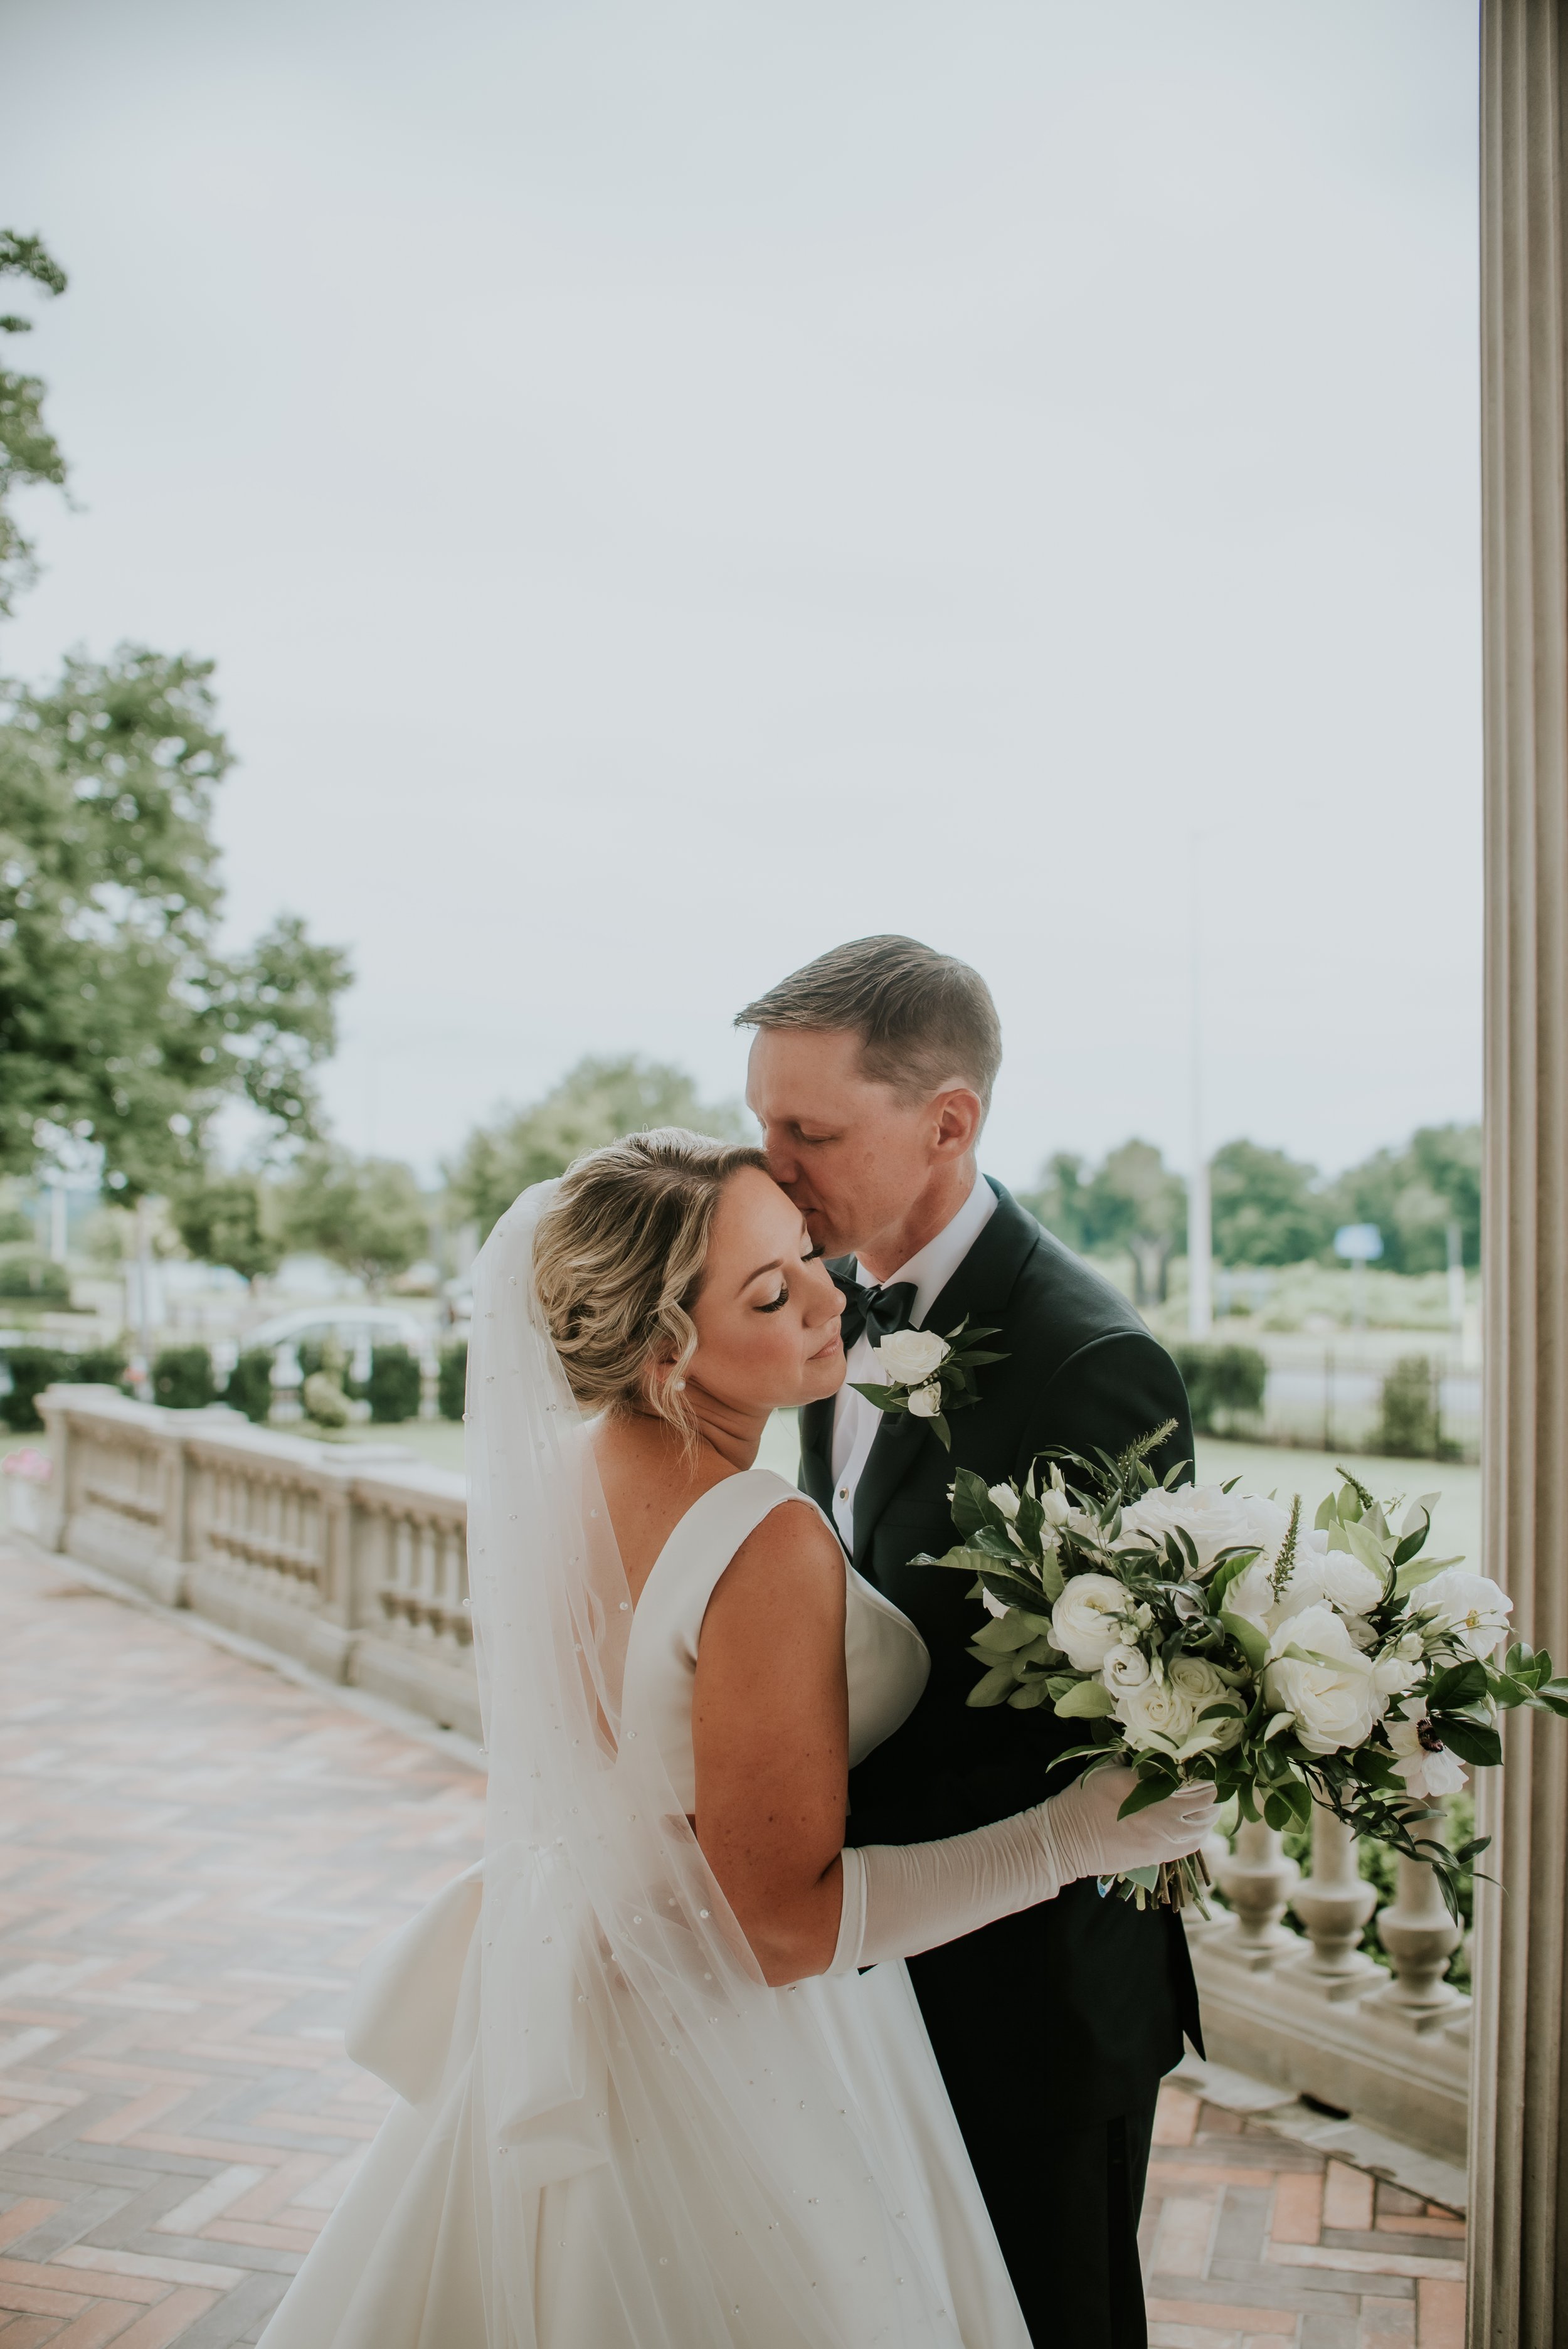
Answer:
[{"left": 1471, "top": 5, "right": 1568, "bottom": 2338}]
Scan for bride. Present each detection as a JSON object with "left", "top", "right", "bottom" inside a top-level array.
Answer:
[{"left": 259, "top": 1132, "right": 1213, "bottom": 2348}]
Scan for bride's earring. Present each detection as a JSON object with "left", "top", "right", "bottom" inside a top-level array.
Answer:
[{"left": 670, "top": 1377, "right": 687, "bottom": 1392}]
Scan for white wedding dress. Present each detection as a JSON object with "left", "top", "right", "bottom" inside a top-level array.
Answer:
[{"left": 259, "top": 1468, "right": 1029, "bottom": 2349}]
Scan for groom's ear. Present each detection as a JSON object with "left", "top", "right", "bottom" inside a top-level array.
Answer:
[{"left": 931, "top": 1086, "right": 984, "bottom": 1159}]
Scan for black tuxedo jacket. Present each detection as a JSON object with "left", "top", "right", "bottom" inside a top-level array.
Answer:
[{"left": 800, "top": 1179, "right": 1203, "bottom": 2126}]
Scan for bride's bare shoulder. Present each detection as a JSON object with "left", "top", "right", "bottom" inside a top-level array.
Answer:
[{"left": 708, "top": 1493, "right": 845, "bottom": 1626}]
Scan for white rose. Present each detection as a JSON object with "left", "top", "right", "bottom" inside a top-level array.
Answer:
[
  {"left": 1263, "top": 1603, "right": 1388, "bottom": 1756},
  {"left": 1119, "top": 1484, "right": 1291, "bottom": 1580},
  {"left": 1412, "top": 1568, "right": 1513, "bottom": 1660},
  {"left": 1372, "top": 1649, "right": 1424, "bottom": 1699},
  {"left": 1386, "top": 1699, "right": 1468, "bottom": 1801},
  {"left": 1101, "top": 1642, "right": 1152, "bottom": 1699},
  {"left": 1050, "top": 1573, "right": 1131, "bottom": 1672},
  {"left": 906, "top": 1381, "right": 943, "bottom": 1419},
  {"left": 987, "top": 1483, "right": 1020, "bottom": 1520},
  {"left": 1220, "top": 1559, "right": 1280, "bottom": 1634},
  {"left": 1115, "top": 1672, "right": 1197, "bottom": 1756},
  {"left": 872, "top": 1329, "right": 950, "bottom": 1386},
  {"left": 1279, "top": 1536, "right": 1385, "bottom": 1625},
  {"left": 1165, "top": 1656, "right": 1247, "bottom": 1754},
  {"left": 1039, "top": 1486, "right": 1072, "bottom": 1529}
]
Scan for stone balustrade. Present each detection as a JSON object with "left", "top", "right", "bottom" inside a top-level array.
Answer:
[
  {"left": 33, "top": 1383, "right": 478, "bottom": 1742},
  {"left": 24, "top": 1385, "right": 1471, "bottom": 2159},
  {"left": 1187, "top": 1803, "right": 1471, "bottom": 2156}
]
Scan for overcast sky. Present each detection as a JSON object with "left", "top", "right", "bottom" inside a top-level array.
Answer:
[{"left": 1, "top": 0, "right": 1480, "bottom": 1189}]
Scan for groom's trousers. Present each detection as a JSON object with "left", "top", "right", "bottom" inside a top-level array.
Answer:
[{"left": 911, "top": 1956, "right": 1160, "bottom": 2349}]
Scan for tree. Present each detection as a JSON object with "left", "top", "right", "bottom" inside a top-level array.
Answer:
[
  {"left": 1083, "top": 1140, "right": 1187, "bottom": 1307},
  {"left": 0, "top": 232, "right": 69, "bottom": 619},
  {"left": 1209, "top": 1139, "right": 1334, "bottom": 1267},
  {"left": 1, "top": 647, "right": 352, "bottom": 1193},
  {"left": 1327, "top": 1122, "right": 1481, "bottom": 1273},
  {"left": 447, "top": 1055, "right": 749, "bottom": 1241},
  {"left": 0, "top": 233, "right": 352, "bottom": 1196},
  {"left": 1018, "top": 1152, "right": 1093, "bottom": 1253},
  {"left": 1019, "top": 1138, "right": 1186, "bottom": 1308},
  {"left": 282, "top": 1149, "right": 429, "bottom": 1294},
  {"left": 171, "top": 1172, "right": 286, "bottom": 1289}
]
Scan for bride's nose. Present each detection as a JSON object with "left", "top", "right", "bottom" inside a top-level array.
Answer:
[{"left": 803, "top": 1263, "right": 844, "bottom": 1330}]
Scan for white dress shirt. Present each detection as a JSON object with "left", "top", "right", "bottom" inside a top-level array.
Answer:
[{"left": 829, "top": 1174, "right": 999, "bottom": 1549}]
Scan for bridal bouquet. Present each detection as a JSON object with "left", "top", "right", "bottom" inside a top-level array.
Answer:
[{"left": 916, "top": 1424, "right": 1568, "bottom": 1912}]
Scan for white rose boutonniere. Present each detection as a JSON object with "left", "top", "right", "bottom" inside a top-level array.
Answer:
[{"left": 850, "top": 1314, "right": 1007, "bottom": 1453}]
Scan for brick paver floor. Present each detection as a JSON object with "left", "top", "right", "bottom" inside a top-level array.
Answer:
[{"left": 0, "top": 1539, "right": 1466, "bottom": 2346}]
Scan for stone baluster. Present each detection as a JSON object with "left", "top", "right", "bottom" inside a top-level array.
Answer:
[
  {"left": 1179, "top": 1827, "right": 1236, "bottom": 1947},
  {"left": 1288, "top": 1801, "right": 1380, "bottom": 1994},
  {"left": 1212, "top": 1816, "right": 1301, "bottom": 1969},
  {"left": 1370, "top": 1809, "right": 1464, "bottom": 2020},
  {"left": 270, "top": 1343, "right": 303, "bottom": 1425}
]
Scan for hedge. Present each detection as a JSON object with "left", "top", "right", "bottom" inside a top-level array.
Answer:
[
  {"left": 1171, "top": 1342, "right": 1268, "bottom": 1437},
  {"left": 225, "top": 1348, "right": 275, "bottom": 1424},
  {"left": 151, "top": 1345, "right": 216, "bottom": 1411},
  {"left": 438, "top": 1340, "right": 467, "bottom": 1422},
  {"left": 0, "top": 1345, "right": 128, "bottom": 1432},
  {"left": 366, "top": 1343, "right": 421, "bottom": 1424}
]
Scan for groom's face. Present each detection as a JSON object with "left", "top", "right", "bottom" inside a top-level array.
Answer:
[{"left": 745, "top": 1027, "right": 950, "bottom": 1261}]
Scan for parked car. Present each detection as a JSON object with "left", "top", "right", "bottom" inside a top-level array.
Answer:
[{"left": 244, "top": 1305, "right": 430, "bottom": 1363}]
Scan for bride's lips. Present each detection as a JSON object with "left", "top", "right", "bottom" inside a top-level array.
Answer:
[{"left": 808, "top": 1330, "right": 844, "bottom": 1362}]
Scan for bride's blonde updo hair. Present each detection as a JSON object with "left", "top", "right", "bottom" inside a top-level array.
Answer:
[{"left": 531, "top": 1127, "right": 769, "bottom": 1433}]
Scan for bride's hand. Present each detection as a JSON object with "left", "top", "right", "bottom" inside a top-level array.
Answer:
[{"left": 1035, "top": 1765, "right": 1217, "bottom": 1883}]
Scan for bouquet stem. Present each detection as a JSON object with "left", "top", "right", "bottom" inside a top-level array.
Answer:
[{"left": 1103, "top": 1850, "right": 1213, "bottom": 1914}]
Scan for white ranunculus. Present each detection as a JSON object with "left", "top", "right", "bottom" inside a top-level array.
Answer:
[
  {"left": 906, "top": 1381, "right": 943, "bottom": 1419},
  {"left": 1412, "top": 1568, "right": 1513, "bottom": 1660},
  {"left": 1115, "top": 1672, "right": 1197, "bottom": 1756},
  {"left": 1166, "top": 1655, "right": 1246, "bottom": 1752},
  {"left": 1263, "top": 1603, "right": 1388, "bottom": 1756},
  {"left": 988, "top": 1483, "right": 1020, "bottom": 1520},
  {"left": 1050, "top": 1573, "right": 1131, "bottom": 1672},
  {"left": 1386, "top": 1700, "right": 1468, "bottom": 1800},
  {"left": 1118, "top": 1484, "right": 1291, "bottom": 1580},
  {"left": 872, "top": 1329, "right": 950, "bottom": 1386},
  {"left": 1101, "top": 1642, "right": 1152, "bottom": 1699}
]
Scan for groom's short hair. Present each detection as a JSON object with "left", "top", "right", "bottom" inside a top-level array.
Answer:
[{"left": 735, "top": 935, "right": 1002, "bottom": 1114}]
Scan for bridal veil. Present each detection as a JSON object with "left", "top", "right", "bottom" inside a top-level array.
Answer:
[{"left": 462, "top": 1182, "right": 968, "bottom": 2347}]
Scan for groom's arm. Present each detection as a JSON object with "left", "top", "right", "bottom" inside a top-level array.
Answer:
[{"left": 1013, "top": 1329, "right": 1194, "bottom": 1497}]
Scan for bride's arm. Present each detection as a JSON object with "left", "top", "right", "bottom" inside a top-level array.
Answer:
[
  {"left": 691, "top": 1500, "right": 851, "bottom": 1987},
  {"left": 692, "top": 1500, "right": 1219, "bottom": 1989}
]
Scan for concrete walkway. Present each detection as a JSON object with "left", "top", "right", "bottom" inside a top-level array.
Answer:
[{"left": 0, "top": 1538, "right": 1465, "bottom": 2348}]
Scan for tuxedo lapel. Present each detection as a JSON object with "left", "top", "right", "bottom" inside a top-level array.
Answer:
[{"left": 849, "top": 1180, "right": 1040, "bottom": 1577}]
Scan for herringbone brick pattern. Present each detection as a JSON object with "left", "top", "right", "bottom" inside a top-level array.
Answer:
[
  {"left": 0, "top": 1538, "right": 1466, "bottom": 2345},
  {"left": 0, "top": 1539, "right": 483, "bottom": 2345},
  {"left": 1142, "top": 2089, "right": 1466, "bottom": 2347}
]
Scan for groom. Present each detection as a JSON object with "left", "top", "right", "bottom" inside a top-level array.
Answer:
[{"left": 738, "top": 935, "right": 1202, "bottom": 2349}]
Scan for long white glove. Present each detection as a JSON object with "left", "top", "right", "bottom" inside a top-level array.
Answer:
[{"left": 829, "top": 1766, "right": 1217, "bottom": 1975}]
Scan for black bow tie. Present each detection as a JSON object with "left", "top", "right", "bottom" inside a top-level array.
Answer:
[{"left": 835, "top": 1273, "right": 918, "bottom": 1350}]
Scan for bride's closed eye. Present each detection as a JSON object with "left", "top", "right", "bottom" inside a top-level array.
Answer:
[{"left": 756, "top": 1243, "right": 825, "bottom": 1313}]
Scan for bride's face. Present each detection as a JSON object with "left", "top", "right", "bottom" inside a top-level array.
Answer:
[{"left": 685, "top": 1166, "right": 845, "bottom": 1413}]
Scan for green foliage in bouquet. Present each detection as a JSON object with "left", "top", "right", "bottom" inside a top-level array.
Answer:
[{"left": 914, "top": 1429, "right": 1568, "bottom": 1921}]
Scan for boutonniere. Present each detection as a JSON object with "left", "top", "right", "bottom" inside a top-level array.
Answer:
[{"left": 850, "top": 1317, "right": 1008, "bottom": 1452}]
